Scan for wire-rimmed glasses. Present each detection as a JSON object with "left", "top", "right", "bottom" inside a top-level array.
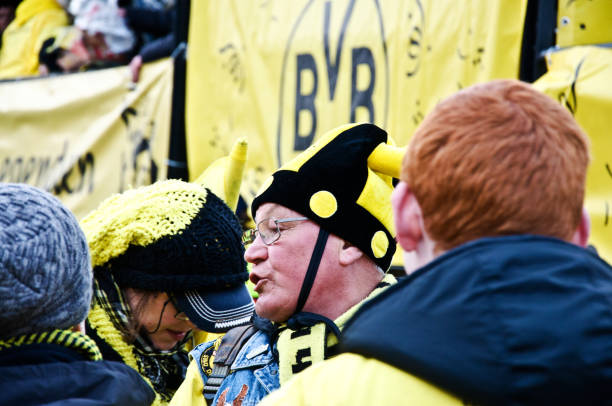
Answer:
[
  {"left": 168, "top": 295, "right": 190, "bottom": 322},
  {"left": 242, "top": 217, "right": 308, "bottom": 245}
]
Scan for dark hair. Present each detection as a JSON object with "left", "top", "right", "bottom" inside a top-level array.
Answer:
[
  {"left": 123, "top": 288, "right": 157, "bottom": 343},
  {"left": 0, "top": 1, "right": 22, "bottom": 8},
  {"left": 39, "top": 37, "right": 64, "bottom": 74}
]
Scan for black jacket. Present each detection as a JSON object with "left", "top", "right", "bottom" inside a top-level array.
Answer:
[
  {"left": 0, "top": 342, "right": 155, "bottom": 406},
  {"left": 343, "top": 235, "right": 612, "bottom": 405}
]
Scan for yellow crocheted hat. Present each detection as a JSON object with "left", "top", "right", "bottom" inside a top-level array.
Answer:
[{"left": 81, "top": 180, "right": 248, "bottom": 292}]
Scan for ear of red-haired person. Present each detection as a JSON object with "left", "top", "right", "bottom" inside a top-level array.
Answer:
[
  {"left": 571, "top": 207, "right": 590, "bottom": 248},
  {"left": 391, "top": 181, "right": 424, "bottom": 252}
]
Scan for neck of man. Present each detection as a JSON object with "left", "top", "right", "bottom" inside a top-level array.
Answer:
[{"left": 301, "top": 260, "right": 384, "bottom": 321}]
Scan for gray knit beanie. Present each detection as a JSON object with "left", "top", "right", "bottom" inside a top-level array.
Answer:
[{"left": 0, "top": 183, "right": 92, "bottom": 339}]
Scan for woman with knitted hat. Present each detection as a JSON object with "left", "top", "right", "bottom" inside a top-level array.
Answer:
[{"left": 81, "top": 180, "right": 255, "bottom": 406}]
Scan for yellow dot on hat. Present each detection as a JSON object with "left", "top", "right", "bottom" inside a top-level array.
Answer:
[
  {"left": 371, "top": 230, "right": 389, "bottom": 258},
  {"left": 309, "top": 190, "right": 337, "bottom": 218}
]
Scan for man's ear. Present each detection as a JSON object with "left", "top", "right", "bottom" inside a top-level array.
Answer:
[
  {"left": 392, "top": 182, "right": 425, "bottom": 252},
  {"left": 571, "top": 207, "right": 590, "bottom": 247},
  {"left": 338, "top": 240, "right": 364, "bottom": 266}
]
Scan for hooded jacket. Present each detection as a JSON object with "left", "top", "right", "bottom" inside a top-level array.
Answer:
[
  {"left": 342, "top": 235, "right": 612, "bottom": 404},
  {"left": 260, "top": 236, "right": 612, "bottom": 405}
]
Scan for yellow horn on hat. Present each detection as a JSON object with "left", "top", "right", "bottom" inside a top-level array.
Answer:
[
  {"left": 194, "top": 138, "right": 248, "bottom": 211},
  {"left": 367, "top": 143, "right": 406, "bottom": 179}
]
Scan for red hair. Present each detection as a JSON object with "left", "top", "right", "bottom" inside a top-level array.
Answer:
[{"left": 403, "top": 79, "right": 590, "bottom": 251}]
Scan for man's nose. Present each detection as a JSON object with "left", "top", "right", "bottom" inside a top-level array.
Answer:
[{"left": 244, "top": 235, "right": 268, "bottom": 264}]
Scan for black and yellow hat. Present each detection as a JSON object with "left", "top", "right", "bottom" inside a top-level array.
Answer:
[
  {"left": 252, "top": 123, "right": 397, "bottom": 270},
  {"left": 81, "top": 180, "right": 255, "bottom": 332}
]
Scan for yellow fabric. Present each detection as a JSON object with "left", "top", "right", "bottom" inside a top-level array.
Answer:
[
  {"left": 0, "top": 0, "right": 68, "bottom": 79},
  {"left": 170, "top": 337, "right": 223, "bottom": 406},
  {"left": 309, "top": 190, "right": 337, "bottom": 218},
  {"left": 277, "top": 322, "right": 328, "bottom": 386},
  {"left": 260, "top": 353, "right": 462, "bottom": 406},
  {"left": 277, "top": 273, "right": 396, "bottom": 384},
  {"left": 533, "top": 46, "right": 612, "bottom": 264},
  {"left": 12, "top": 0, "right": 59, "bottom": 24},
  {"left": 81, "top": 180, "right": 209, "bottom": 267},
  {"left": 367, "top": 143, "right": 405, "bottom": 179},
  {"left": 556, "top": 0, "right": 612, "bottom": 47},
  {"left": 168, "top": 360, "right": 204, "bottom": 406},
  {"left": 186, "top": 0, "right": 527, "bottom": 207},
  {"left": 371, "top": 230, "right": 389, "bottom": 259},
  {"left": 187, "top": 331, "right": 223, "bottom": 351},
  {"left": 0, "top": 58, "right": 173, "bottom": 220},
  {"left": 194, "top": 138, "right": 248, "bottom": 212},
  {"left": 275, "top": 123, "right": 358, "bottom": 178},
  {"left": 355, "top": 165, "right": 396, "bottom": 236}
]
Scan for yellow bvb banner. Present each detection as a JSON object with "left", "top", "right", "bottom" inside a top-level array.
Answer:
[
  {"left": 534, "top": 46, "right": 612, "bottom": 264},
  {"left": 186, "top": 0, "right": 528, "bottom": 203},
  {"left": 0, "top": 58, "right": 173, "bottom": 219}
]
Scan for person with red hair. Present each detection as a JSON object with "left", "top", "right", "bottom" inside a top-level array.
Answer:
[{"left": 259, "top": 79, "right": 612, "bottom": 405}]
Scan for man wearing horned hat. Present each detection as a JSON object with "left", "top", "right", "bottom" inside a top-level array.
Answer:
[{"left": 170, "top": 123, "right": 400, "bottom": 405}]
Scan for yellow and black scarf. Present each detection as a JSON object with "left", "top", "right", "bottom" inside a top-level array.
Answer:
[
  {"left": 276, "top": 273, "right": 396, "bottom": 384},
  {"left": 0, "top": 329, "right": 102, "bottom": 361}
]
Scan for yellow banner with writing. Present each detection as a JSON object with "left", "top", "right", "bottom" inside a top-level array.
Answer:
[
  {"left": 186, "top": 0, "right": 527, "bottom": 202},
  {"left": 186, "top": 0, "right": 527, "bottom": 267},
  {"left": 534, "top": 46, "right": 612, "bottom": 264},
  {"left": 0, "top": 58, "right": 173, "bottom": 219}
]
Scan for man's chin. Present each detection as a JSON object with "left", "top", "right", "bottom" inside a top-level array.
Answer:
[
  {"left": 254, "top": 301, "right": 270, "bottom": 320},
  {"left": 255, "top": 301, "right": 290, "bottom": 323}
]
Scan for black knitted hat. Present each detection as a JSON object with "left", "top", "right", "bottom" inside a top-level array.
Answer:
[
  {"left": 108, "top": 191, "right": 246, "bottom": 291},
  {"left": 81, "top": 180, "right": 254, "bottom": 331},
  {"left": 252, "top": 123, "right": 396, "bottom": 270}
]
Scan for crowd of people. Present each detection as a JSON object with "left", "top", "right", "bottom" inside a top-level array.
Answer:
[
  {"left": 0, "top": 0, "right": 177, "bottom": 80},
  {"left": 1, "top": 78, "right": 611, "bottom": 406}
]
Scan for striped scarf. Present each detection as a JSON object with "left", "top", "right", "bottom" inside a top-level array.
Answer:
[
  {"left": 0, "top": 329, "right": 102, "bottom": 361},
  {"left": 277, "top": 273, "right": 396, "bottom": 384}
]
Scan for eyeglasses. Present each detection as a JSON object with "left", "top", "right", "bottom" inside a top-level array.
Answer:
[
  {"left": 147, "top": 294, "right": 191, "bottom": 334},
  {"left": 242, "top": 217, "right": 308, "bottom": 245},
  {"left": 167, "top": 295, "right": 190, "bottom": 322}
]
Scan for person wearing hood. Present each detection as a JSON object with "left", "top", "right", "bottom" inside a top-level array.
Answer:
[{"left": 259, "top": 79, "right": 612, "bottom": 405}]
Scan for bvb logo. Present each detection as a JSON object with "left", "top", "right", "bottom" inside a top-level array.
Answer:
[{"left": 276, "top": 0, "right": 389, "bottom": 166}]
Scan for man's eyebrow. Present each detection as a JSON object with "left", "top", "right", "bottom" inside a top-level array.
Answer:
[{"left": 256, "top": 210, "right": 288, "bottom": 222}]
